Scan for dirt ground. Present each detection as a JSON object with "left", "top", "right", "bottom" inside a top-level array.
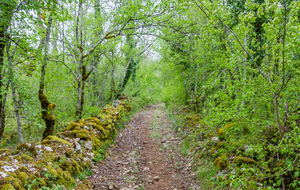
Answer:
[{"left": 88, "top": 103, "right": 201, "bottom": 190}]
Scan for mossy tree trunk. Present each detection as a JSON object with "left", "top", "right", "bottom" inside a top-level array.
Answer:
[{"left": 38, "top": 14, "right": 56, "bottom": 140}]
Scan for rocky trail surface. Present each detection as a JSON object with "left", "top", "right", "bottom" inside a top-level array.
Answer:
[{"left": 88, "top": 103, "right": 201, "bottom": 190}]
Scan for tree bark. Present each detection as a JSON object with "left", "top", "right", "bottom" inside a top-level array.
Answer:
[
  {"left": 12, "top": 84, "right": 23, "bottom": 143},
  {"left": 6, "top": 35, "right": 24, "bottom": 143},
  {"left": 38, "top": 15, "right": 56, "bottom": 140},
  {"left": 118, "top": 35, "right": 137, "bottom": 96},
  {"left": 0, "top": 1, "right": 16, "bottom": 141}
]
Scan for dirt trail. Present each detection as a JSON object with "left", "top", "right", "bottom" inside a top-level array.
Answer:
[{"left": 88, "top": 103, "right": 201, "bottom": 190}]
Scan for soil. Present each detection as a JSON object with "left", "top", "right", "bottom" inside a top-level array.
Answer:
[{"left": 88, "top": 103, "right": 201, "bottom": 190}]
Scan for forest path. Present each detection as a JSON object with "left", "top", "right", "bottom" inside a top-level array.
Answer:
[{"left": 88, "top": 103, "right": 201, "bottom": 190}]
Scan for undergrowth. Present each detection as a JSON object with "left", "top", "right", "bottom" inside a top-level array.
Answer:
[{"left": 167, "top": 103, "right": 300, "bottom": 189}]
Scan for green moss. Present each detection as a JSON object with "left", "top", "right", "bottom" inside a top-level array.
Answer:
[
  {"left": 43, "top": 151, "right": 56, "bottom": 162},
  {"left": 45, "top": 114, "right": 56, "bottom": 121},
  {"left": 56, "top": 170, "right": 74, "bottom": 185},
  {"left": 66, "top": 122, "right": 80, "bottom": 131},
  {"left": 90, "top": 134, "right": 102, "bottom": 150},
  {"left": 0, "top": 98, "right": 131, "bottom": 190},
  {"left": 45, "top": 164, "right": 59, "bottom": 178},
  {"left": 71, "top": 158, "right": 82, "bottom": 175},
  {"left": 61, "top": 129, "right": 91, "bottom": 140},
  {"left": 77, "top": 129, "right": 90, "bottom": 139},
  {"left": 65, "top": 147, "right": 73, "bottom": 157},
  {"left": 47, "top": 103, "right": 56, "bottom": 110},
  {"left": 0, "top": 183, "right": 15, "bottom": 190},
  {"left": 58, "top": 158, "right": 73, "bottom": 173},
  {"left": 213, "top": 156, "right": 228, "bottom": 170},
  {"left": 16, "top": 171, "right": 28, "bottom": 184},
  {"left": 18, "top": 166, "right": 28, "bottom": 173},
  {"left": 16, "top": 144, "right": 37, "bottom": 157},
  {"left": 78, "top": 120, "right": 87, "bottom": 127},
  {"left": 3, "top": 176, "right": 22, "bottom": 190},
  {"left": 86, "top": 117, "right": 101, "bottom": 125},
  {"left": 38, "top": 178, "right": 47, "bottom": 188},
  {"left": 44, "top": 136, "right": 71, "bottom": 147},
  {"left": 218, "top": 123, "right": 237, "bottom": 136},
  {"left": 0, "top": 149, "right": 13, "bottom": 156},
  {"left": 233, "top": 156, "right": 256, "bottom": 165},
  {"left": 19, "top": 154, "right": 33, "bottom": 162}
]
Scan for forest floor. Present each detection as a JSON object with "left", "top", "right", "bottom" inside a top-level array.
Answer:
[{"left": 88, "top": 103, "right": 201, "bottom": 190}]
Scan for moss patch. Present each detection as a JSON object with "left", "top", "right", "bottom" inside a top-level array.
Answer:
[
  {"left": 213, "top": 156, "right": 228, "bottom": 170},
  {"left": 44, "top": 136, "right": 71, "bottom": 147},
  {"left": 0, "top": 98, "right": 131, "bottom": 190},
  {"left": 233, "top": 156, "right": 256, "bottom": 165}
]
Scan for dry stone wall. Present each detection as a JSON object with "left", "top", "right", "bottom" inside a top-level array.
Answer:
[{"left": 0, "top": 97, "right": 131, "bottom": 190}]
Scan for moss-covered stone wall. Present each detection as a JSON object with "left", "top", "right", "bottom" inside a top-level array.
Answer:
[{"left": 0, "top": 97, "right": 131, "bottom": 190}]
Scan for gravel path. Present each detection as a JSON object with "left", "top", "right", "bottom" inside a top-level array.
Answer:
[{"left": 88, "top": 103, "right": 201, "bottom": 190}]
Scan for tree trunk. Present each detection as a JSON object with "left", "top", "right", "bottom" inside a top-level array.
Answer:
[
  {"left": 6, "top": 36, "right": 24, "bottom": 144},
  {"left": 38, "top": 15, "right": 56, "bottom": 140},
  {"left": 76, "top": 64, "right": 87, "bottom": 119},
  {"left": 118, "top": 35, "right": 137, "bottom": 96},
  {"left": 0, "top": 29, "right": 6, "bottom": 141},
  {"left": 75, "top": 78, "right": 82, "bottom": 119},
  {"left": 0, "top": 1, "right": 16, "bottom": 141},
  {"left": 12, "top": 84, "right": 24, "bottom": 143}
]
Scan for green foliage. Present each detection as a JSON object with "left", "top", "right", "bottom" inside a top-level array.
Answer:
[{"left": 1, "top": 0, "right": 300, "bottom": 189}]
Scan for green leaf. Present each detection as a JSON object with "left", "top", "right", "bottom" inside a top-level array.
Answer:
[{"left": 277, "top": 179, "right": 281, "bottom": 187}]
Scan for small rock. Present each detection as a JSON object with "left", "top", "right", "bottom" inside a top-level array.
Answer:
[
  {"left": 84, "top": 141, "right": 93, "bottom": 150},
  {"left": 161, "top": 139, "right": 167, "bottom": 143},
  {"left": 86, "top": 152, "right": 94, "bottom": 158},
  {"left": 2, "top": 165, "right": 18, "bottom": 172},
  {"left": 148, "top": 180, "right": 153, "bottom": 183},
  {"left": 143, "top": 141, "right": 148, "bottom": 144},
  {"left": 75, "top": 143, "right": 82, "bottom": 153},
  {"left": 0, "top": 171, "right": 8, "bottom": 178},
  {"left": 153, "top": 176, "right": 160, "bottom": 181},
  {"left": 28, "top": 168, "right": 37, "bottom": 173},
  {"left": 143, "top": 167, "right": 150, "bottom": 172},
  {"left": 211, "top": 137, "right": 220, "bottom": 143},
  {"left": 44, "top": 146, "right": 53, "bottom": 152},
  {"left": 108, "top": 182, "right": 115, "bottom": 190},
  {"left": 187, "top": 163, "right": 192, "bottom": 167}
]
